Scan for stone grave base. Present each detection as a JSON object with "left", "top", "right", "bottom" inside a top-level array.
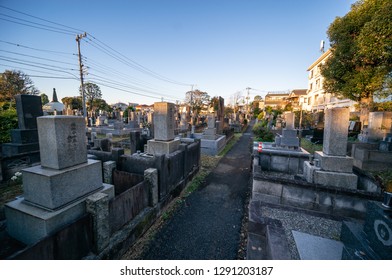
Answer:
[
  {"left": 304, "top": 161, "right": 358, "bottom": 189},
  {"left": 314, "top": 151, "right": 354, "bottom": 173},
  {"left": 147, "top": 139, "right": 180, "bottom": 155},
  {"left": 1, "top": 143, "right": 40, "bottom": 157},
  {"left": 5, "top": 183, "right": 114, "bottom": 245},
  {"left": 23, "top": 159, "right": 103, "bottom": 210},
  {"left": 352, "top": 146, "right": 392, "bottom": 172},
  {"left": 200, "top": 135, "right": 226, "bottom": 156},
  {"left": 255, "top": 146, "right": 310, "bottom": 174}
]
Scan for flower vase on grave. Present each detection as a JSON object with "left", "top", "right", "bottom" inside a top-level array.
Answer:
[{"left": 382, "top": 182, "right": 392, "bottom": 209}]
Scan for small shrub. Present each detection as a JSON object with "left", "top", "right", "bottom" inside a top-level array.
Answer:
[
  {"left": 252, "top": 122, "right": 275, "bottom": 142},
  {"left": 0, "top": 108, "right": 18, "bottom": 143}
]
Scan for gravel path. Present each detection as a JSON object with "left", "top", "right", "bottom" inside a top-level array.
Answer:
[
  {"left": 260, "top": 206, "right": 342, "bottom": 260},
  {"left": 138, "top": 124, "right": 254, "bottom": 260}
]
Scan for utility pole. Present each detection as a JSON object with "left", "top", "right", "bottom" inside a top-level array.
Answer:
[
  {"left": 76, "top": 32, "right": 87, "bottom": 125},
  {"left": 246, "top": 87, "right": 251, "bottom": 118},
  {"left": 190, "top": 84, "right": 194, "bottom": 125}
]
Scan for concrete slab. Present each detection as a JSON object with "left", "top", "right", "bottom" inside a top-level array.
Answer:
[{"left": 292, "top": 230, "right": 343, "bottom": 260}]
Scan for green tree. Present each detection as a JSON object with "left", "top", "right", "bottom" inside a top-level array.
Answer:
[
  {"left": 0, "top": 107, "right": 18, "bottom": 143},
  {"left": 61, "top": 96, "right": 82, "bottom": 110},
  {"left": 40, "top": 93, "right": 49, "bottom": 105},
  {"left": 81, "top": 82, "right": 102, "bottom": 111},
  {"left": 0, "top": 70, "right": 39, "bottom": 103},
  {"left": 321, "top": 0, "right": 392, "bottom": 121},
  {"left": 185, "top": 89, "right": 210, "bottom": 121}
]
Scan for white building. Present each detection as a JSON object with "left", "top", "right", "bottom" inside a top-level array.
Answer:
[{"left": 305, "top": 49, "right": 357, "bottom": 112}]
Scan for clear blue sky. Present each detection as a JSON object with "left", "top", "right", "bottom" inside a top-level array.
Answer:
[{"left": 0, "top": 0, "right": 356, "bottom": 106}]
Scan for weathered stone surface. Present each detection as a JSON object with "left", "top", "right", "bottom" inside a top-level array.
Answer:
[
  {"left": 367, "top": 112, "right": 392, "bottom": 141},
  {"left": 86, "top": 192, "right": 109, "bottom": 253},
  {"left": 147, "top": 139, "right": 180, "bottom": 155},
  {"left": 5, "top": 184, "right": 114, "bottom": 245},
  {"left": 282, "top": 129, "right": 297, "bottom": 138},
  {"left": 37, "top": 116, "right": 87, "bottom": 170},
  {"left": 253, "top": 180, "right": 283, "bottom": 197},
  {"left": 23, "top": 159, "right": 103, "bottom": 209},
  {"left": 314, "top": 170, "right": 358, "bottom": 189},
  {"left": 303, "top": 161, "right": 320, "bottom": 184},
  {"left": 323, "top": 108, "right": 349, "bottom": 156},
  {"left": 200, "top": 135, "right": 226, "bottom": 156},
  {"left": 144, "top": 168, "right": 158, "bottom": 206},
  {"left": 5, "top": 196, "right": 85, "bottom": 245},
  {"left": 285, "top": 112, "right": 295, "bottom": 129},
  {"left": 103, "top": 160, "right": 116, "bottom": 184},
  {"left": 153, "top": 102, "right": 175, "bottom": 141},
  {"left": 280, "top": 137, "right": 299, "bottom": 147},
  {"left": 207, "top": 114, "right": 215, "bottom": 128},
  {"left": 314, "top": 151, "right": 354, "bottom": 173}
]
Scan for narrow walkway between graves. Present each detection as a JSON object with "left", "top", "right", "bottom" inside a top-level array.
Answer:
[{"left": 135, "top": 122, "right": 254, "bottom": 260}]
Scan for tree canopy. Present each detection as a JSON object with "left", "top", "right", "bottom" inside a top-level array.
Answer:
[
  {"left": 321, "top": 0, "right": 392, "bottom": 103},
  {"left": 0, "top": 70, "right": 39, "bottom": 102},
  {"left": 81, "top": 82, "right": 102, "bottom": 110},
  {"left": 185, "top": 89, "right": 210, "bottom": 116}
]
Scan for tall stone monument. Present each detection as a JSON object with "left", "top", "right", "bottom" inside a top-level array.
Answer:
[
  {"left": 303, "top": 108, "right": 358, "bottom": 189},
  {"left": 147, "top": 102, "right": 180, "bottom": 155},
  {"left": 5, "top": 116, "right": 114, "bottom": 245}
]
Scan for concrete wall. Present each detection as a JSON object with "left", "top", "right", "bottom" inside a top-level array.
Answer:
[
  {"left": 252, "top": 174, "right": 382, "bottom": 220},
  {"left": 256, "top": 148, "right": 310, "bottom": 174},
  {"left": 118, "top": 141, "right": 200, "bottom": 201}
]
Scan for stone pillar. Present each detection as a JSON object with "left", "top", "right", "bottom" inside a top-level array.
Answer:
[
  {"left": 130, "top": 131, "right": 142, "bottom": 154},
  {"left": 144, "top": 168, "right": 158, "bottom": 206},
  {"left": 86, "top": 192, "right": 110, "bottom": 253},
  {"left": 37, "top": 116, "right": 87, "bottom": 169},
  {"left": 303, "top": 107, "right": 357, "bottom": 189},
  {"left": 103, "top": 161, "right": 116, "bottom": 184},
  {"left": 153, "top": 102, "right": 175, "bottom": 141},
  {"left": 323, "top": 108, "right": 349, "bottom": 156},
  {"left": 147, "top": 102, "right": 180, "bottom": 155},
  {"left": 285, "top": 112, "right": 295, "bottom": 129}
]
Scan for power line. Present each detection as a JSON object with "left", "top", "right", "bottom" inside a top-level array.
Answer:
[
  {"left": 0, "top": 5, "right": 193, "bottom": 101},
  {"left": 85, "top": 35, "right": 192, "bottom": 87},
  {"left": 0, "top": 17, "right": 76, "bottom": 36},
  {"left": 84, "top": 58, "right": 186, "bottom": 96},
  {"left": 0, "top": 49, "right": 77, "bottom": 66},
  {"left": 0, "top": 12, "right": 77, "bottom": 35},
  {"left": 0, "top": 4, "right": 84, "bottom": 34},
  {"left": 86, "top": 74, "right": 180, "bottom": 100},
  {"left": 0, "top": 40, "right": 75, "bottom": 56},
  {"left": 0, "top": 57, "right": 79, "bottom": 78}
]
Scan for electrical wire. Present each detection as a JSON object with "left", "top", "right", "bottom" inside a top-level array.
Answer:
[
  {"left": 0, "top": 4, "right": 84, "bottom": 33},
  {"left": 0, "top": 4, "right": 193, "bottom": 101},
  {"left": 0, "top": 49, "right": 77, "bottom": 66},
  {"left": 86, "top": 33, "right": 192, "bottom": 87}
]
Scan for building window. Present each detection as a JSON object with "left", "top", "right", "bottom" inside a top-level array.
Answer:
[{"left": 316, "top": 79, "right": 320, "bottom": 90}]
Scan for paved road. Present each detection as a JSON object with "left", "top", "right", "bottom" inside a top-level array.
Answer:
[{"left": 140, "top": 122, "right": 254, "bottom": 260}]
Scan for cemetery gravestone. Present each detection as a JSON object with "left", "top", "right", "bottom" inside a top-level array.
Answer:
[
  {"left": 147, "top": 102, "right": 180, "bottom": 155},
  {"left": 5, "top": 116, "right": 114, "bottom": 245},
  {"left": 303, "top": 108, "right": 357, "bottom": 189}
]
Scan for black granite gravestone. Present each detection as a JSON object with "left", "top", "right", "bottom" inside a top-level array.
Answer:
[
  {"left": 341, "top": 201, "right": 392, "bottom": 260},
  {"left": 15, "top": 94, "right": 43, "bottom": 130}
]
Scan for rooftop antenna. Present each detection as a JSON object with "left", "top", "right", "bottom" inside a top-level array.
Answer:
[{"left": 320, "top": 40, "right": 325, "bottom": 53}]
